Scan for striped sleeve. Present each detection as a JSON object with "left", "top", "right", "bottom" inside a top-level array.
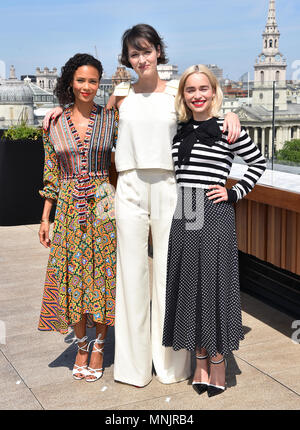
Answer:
[
  {"left": 111, "top": 107, "right": 119, "bottom": 148},
  {"left": 227, "top": 128, "right": 266, "bottom": 202}
]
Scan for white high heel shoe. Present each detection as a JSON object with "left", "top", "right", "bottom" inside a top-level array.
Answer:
[
  {"left": 85, "top": 333, "right": 105, "bottom": 382},
  {"left": 192, "top": 354, "right": 209, "bottom": 395},
  {"left": 207, "top": 357, "right": 227, "bottom": 397},
  {"left": 72, "top": 335, "right": 89, "bottom": 380}
]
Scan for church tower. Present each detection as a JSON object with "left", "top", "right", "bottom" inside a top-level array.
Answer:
[{"left": 253, "top": 0, "right": 287, "bottom": 110}]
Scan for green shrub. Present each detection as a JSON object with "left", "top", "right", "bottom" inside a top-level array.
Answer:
[
  {"left": 3, "top": 121, "right": 42, "bottom": 141},
  {"left": 276, "top": 139, "right": 300, "bottom": 163}
]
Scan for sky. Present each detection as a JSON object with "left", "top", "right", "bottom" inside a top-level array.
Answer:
[{"left": 0, "top": 0, "right": 300, "bottom": 81}]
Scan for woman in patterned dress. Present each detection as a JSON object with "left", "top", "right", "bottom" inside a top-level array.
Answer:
[{"left": 38, "top": 53, "right": 118, "bottom": 382}]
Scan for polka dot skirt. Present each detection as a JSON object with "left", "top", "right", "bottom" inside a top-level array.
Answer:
[{"left": 162, "top": 187, "right": 244, "bottom": 357}]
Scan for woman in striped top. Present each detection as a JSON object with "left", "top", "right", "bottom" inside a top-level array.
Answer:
[
  {"left": 162, "top": 64, "right": 266, "bottom": 397},
  {"left": 38, "top": 54, "right": 118, "bottom": 382},
  {"left": 172, "top": 117, "right": 265, "bottom": 202}
]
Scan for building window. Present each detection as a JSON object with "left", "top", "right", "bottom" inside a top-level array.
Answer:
[
  {"left": 265, "top": 143, "right": 269, "bottom": 157},
  {"left": 276, "top": 71, "right": 280, "bottom": 81},
  {"left": 260, "top": 71, "right": 264, "bottom": 84},
  {"left": 260, "top": 93, "right": 264, "bottom": 99},
  {"left": 269, "top": 39, "right": 273, "bottom": 48}
]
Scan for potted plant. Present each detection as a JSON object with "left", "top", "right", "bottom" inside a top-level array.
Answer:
[{"left": 0, "top": 122, "right": 45, "bottom": 226}]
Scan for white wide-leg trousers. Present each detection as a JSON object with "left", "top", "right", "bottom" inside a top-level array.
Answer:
[{"left": 114, "top": 169, "right": 191, "bottom": 387}]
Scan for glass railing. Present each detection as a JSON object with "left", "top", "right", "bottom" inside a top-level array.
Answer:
[{"left": 234, "top": 156, "right": 300, "bottom": 176}]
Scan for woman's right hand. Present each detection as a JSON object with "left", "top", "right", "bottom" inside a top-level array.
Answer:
[
  {"left": 39, "top": 221, "right": 51, "bottom": 248},
  {"left": 43, "top": 107, "right": 63, "bottom": 130}
]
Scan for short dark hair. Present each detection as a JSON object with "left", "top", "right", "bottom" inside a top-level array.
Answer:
[
  {"left": 120, "top": 24, "right": 168, "bottom": 69},
  {"left": 54, "top": 53, "right": 103, "bottom": 106}
]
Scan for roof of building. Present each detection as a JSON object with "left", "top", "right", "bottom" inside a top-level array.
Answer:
[
  {"left": 100, "top": 78, "right": 113, "bottom": 85},
  {"left": 27, "top": 81, "right": 53, "bottom": 96},
  {"left": 0, "top": 77, "right": 53, "bottom": 104},
  {"left": 236, "top": 102, "right": 300, "bottom": 121},
  {"left": 0, "top": 80, "right": 33, "bottom": 103}
]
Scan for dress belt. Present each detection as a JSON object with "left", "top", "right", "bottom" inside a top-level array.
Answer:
[{"left": 72, "top": 174, "right": 96, "bottom": 225}]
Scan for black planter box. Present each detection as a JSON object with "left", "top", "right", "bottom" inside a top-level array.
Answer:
[{"left": 0, "top": 139, "right": 45, "bottom": 226}]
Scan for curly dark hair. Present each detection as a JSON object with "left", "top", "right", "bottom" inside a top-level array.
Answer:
[
  {"left": 54, "top": 53, "right": 103, "bottom": 106},
  {"left": 120, "top": 24, "right": 168, "bottom": 69}
]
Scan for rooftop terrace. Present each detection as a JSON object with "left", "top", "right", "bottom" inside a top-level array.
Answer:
[{"left": 0, "top": 223, "right": 300, "bottom": 411}]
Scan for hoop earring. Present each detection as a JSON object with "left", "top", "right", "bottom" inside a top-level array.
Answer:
[{"left": 67, "top": 86, "right": 73, "bottom": 95}]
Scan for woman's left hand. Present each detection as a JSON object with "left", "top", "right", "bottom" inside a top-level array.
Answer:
[
  {"left": 223, "top": 112, "right": 241, "bottom": 143},
  {"left": 206, "top": 185, "right": 228, "bottom": 204}
]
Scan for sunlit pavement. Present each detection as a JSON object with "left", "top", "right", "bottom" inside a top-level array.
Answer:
[{"left": 0, "top": 224, "right": 300, "bottom": 410}]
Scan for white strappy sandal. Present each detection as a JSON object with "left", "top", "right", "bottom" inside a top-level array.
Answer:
[
  {"left": 72, "top": 335, "right": 89, "bottom": 380},
  {"left": 85, "top": 333, "right": 105, "bottom": 382}
]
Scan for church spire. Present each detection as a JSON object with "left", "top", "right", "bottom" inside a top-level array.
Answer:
[
  {"left": 253, "top": 0, "right": 287, "bottom": 111},
  {"left": 266, "top": 0, "right": 277, "bottom": 27},
  {"left": 262, "top": 0, "right": 280, "bottom": 53}
]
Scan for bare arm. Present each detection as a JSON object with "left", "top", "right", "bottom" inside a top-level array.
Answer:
[
  {"left": 38, "top": 198, "right": 54, "bottom": 248},
  {"left": 223, "top": 112, "right": 241, "bottom": 143},
  {"left": 43, "top": 106, "right": 63, "bottom": 130},
  {"left": 106, "top": 94, "right": 116, "bottom": 109},
  {"left": 106, "top": 94, "right": 125, "bottom": 110}
]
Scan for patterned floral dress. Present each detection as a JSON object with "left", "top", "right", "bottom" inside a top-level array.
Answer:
[{"left": 38, "top": 103, "right": 118, "bottom": 334}]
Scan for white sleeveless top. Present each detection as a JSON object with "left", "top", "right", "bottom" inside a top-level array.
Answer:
[{"left": 113, "top": 80, "right": 179, "bottom": 172}]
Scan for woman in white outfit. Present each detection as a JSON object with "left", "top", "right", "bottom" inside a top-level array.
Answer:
[{"left": 107, "top": 24, "right": 241, "bottom": 387}]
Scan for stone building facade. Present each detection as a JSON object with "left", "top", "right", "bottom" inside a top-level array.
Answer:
[
  {"left": 111, "top": 65, "right": 132, "bottom": 87},
  {"left": 157, "top": 64, "right": 179, "bottom": 81},
  {"left": 36, "top": 67, "right": 58, "bottom": 92}
]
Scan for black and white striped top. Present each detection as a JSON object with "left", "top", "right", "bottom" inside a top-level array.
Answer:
[{"left": 172, "top": 118, "right": 266, "bottom": 202}]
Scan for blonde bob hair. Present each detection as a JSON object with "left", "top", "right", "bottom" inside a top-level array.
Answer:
[{"left": 175, "top": 64, "right": 223, "bottom": 122}]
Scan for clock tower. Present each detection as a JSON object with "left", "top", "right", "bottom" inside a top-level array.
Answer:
[{"left": 253, "top": 0, "right": 287, "bottom": 110}]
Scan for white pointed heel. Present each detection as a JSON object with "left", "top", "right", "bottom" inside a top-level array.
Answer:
[
  {"left": 192, "top": 354, "right": 209, "bottom": 395},
  {"left": 72, "top": 335, "right": 89, "bottom": 380},
  {"left": 207, "top": 357, "right": 227, "bottom": 397},
  {"left": 85, "top": 333, "right": 105, "bottom": 382}
]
